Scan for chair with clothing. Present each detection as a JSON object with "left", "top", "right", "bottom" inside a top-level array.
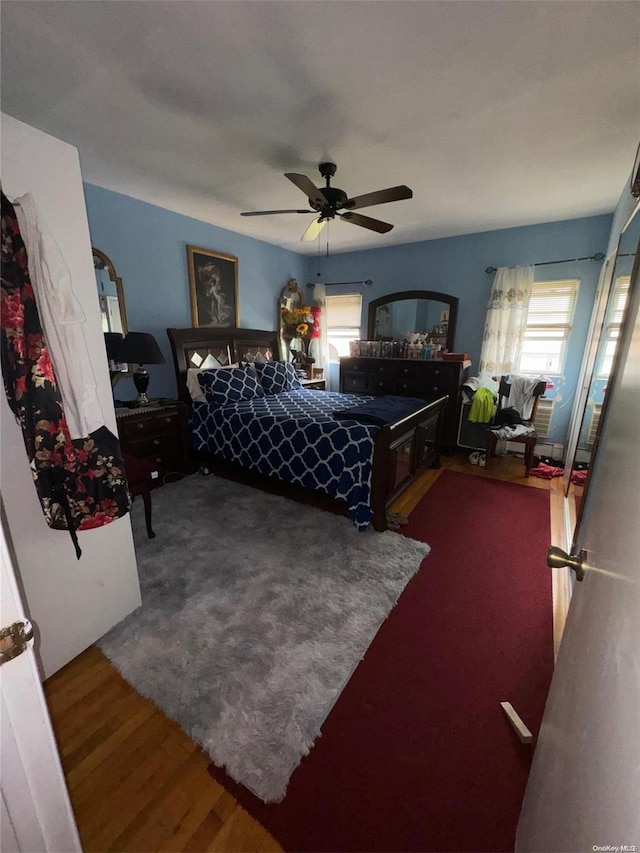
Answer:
[{"left": 485, "top": 375, "right": 547, "bottom": 475}]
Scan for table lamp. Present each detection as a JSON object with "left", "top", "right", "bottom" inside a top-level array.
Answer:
[
  {"left": 118, "top": 332, "right": 166, "bottom": 405},
  {"left": 104, "top": 332, "right": 127, "bottom": 387}
]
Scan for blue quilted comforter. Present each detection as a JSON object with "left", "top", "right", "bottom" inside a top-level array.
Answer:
[{"left": 191, "top": 389, "right": 380, "bottom": 529}]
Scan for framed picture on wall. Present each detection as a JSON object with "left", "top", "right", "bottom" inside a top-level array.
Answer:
[{"left": 186, "top": 245, "right": 239, "bottom": 328}]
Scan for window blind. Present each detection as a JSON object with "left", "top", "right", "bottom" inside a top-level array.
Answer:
[
  {"left": 609, "top": 276, "right": 630, "bottom": 326},
  {"left": 518, "top": 279, "right": 579, "bottom": 374},
  {"left": 325, "top": 294, "right": 362, "bottom": 328},
  {"left": 598, "top": 275, "right": 630, "bottom": 377},
  {"left": 526, "top": 280, "right": 579, "bottom": 327},
  {"left": 326, "top": 294, "right": 363, "bottom": 359}
]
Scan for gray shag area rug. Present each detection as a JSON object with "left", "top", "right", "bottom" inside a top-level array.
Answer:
[{"left": 99, "top": 474, "right": 430, "bottom": 802}]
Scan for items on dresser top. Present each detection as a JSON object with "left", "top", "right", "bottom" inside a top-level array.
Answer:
[
  {"left": 116, "top": 400, "right": 192, "bottom": 483},
  {"left": 350, "top": 339, "right": 469, "bottom": 361},
  {"left": 339, "top": 356, "right": 469, "bottom": 454}
]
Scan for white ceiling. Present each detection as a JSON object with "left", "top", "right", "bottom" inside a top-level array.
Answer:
[{"left": 2, "top": 1, "right": 639, "bottom": 255}]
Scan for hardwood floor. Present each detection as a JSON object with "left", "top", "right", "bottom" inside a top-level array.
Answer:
[
  {"left": 44, "top": 646, "right": 281, "bottom": 852},
  {"left": 45, "top": 453, "right": 571, "bottom": 852}
]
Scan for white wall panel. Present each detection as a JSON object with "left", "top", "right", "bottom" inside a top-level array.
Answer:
[{"left": 0, "top": 113, "right": 141, "bottom": 678}]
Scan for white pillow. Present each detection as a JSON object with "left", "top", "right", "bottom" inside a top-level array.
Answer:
[{"left": 187, "top": 365, "right": 239, "bottom": 403}]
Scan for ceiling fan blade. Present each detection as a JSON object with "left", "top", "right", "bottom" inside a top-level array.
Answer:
[
  {"left": 241, "top": 209, "right": 312, "bottom": 216},
  {"left": 285, "top": 173, "right": 327, "bottom": 206},
  {"left": 301, "top": 218, "right": 328, "bottom": 242},
  {"left": 340, "top": 185, "right": 413, "bottom": 211},
  {"left": 339, "top": 212, "right": 393, "bottom": 233}
]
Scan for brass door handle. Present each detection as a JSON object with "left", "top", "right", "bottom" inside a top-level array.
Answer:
[{"left": 547, "top": 546, "right": 587, "bottom": 581}]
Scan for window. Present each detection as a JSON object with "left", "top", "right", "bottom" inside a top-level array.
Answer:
[
  {"left": 325, "top": 293, "right": 362, "bottom": 360},
  {"left": 597, "top": 275, "right": 630, "bottom": 378},
  {"left": 518, "top": 280, "right": 579, "bottom": 374}
]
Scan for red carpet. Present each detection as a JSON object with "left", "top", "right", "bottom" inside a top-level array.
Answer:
[{"left": 208, "top": 470, "right": 554, "bottom": 851}]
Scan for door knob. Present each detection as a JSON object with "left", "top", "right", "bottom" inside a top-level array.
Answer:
[{"left": 547, "top": 546, "right": 587, "bottom": 581}]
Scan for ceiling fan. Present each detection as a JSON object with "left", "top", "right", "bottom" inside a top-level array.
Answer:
[{"left": 241, "top": 162, "right": 413, "bottom": 241}]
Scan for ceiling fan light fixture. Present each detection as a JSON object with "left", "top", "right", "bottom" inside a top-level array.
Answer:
[{"left": 301, "top": 217, "right": 328, "bottom": 242}]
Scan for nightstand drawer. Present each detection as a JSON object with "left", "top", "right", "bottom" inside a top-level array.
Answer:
[
  {"left": 119, "top": 409, "right": 180, "bottom": 440},
  {"left": 116, "top": 402, "right": 191, "bottom": 479}
]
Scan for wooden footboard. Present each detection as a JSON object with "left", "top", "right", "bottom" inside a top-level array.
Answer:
[{"left": 369, "top": 395, "right": 448, "bottom": 531}]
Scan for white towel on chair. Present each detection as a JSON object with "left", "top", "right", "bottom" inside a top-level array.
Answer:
[
  {"left": 490, "top": 424, "right": 536, "bottom": 440},
  {"left": 507, "top": 375, "right": 545, "bottom": 421}
]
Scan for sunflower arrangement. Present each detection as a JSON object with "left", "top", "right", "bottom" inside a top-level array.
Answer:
[{"left": 281, "top": 304, "right": 321, "bottom": 340}]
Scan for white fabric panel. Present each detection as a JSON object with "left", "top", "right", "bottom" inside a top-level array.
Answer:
[
  {"left": 308, "top": 282, "right": 328, "bottom": 371},
  {"left": 14, "top": 193, "right": 105, "bottom": 439}
]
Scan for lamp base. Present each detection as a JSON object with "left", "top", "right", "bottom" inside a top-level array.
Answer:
[{"left": 133, "top": 366, "right": 151, "bottom": 405}]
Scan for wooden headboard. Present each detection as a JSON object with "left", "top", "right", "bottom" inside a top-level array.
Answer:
[{"left": 167, "top": 327, "right": 282, "bottom": 405}]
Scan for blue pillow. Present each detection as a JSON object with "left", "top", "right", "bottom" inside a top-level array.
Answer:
[
  {"left": 198, "top": 365, "right": 265, "bottom": 406},
  {"left": 254, "top": 361, "right": 301, "bottom": 395}
]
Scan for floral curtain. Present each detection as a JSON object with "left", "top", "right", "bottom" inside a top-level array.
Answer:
[{"left": 478, "top": 265, "right": 534, "bottom": 381}]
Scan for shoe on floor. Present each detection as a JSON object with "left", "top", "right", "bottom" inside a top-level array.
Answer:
[
  {"left": 469, "top": 451, "right": 480, "bottom": 465},
  {"left": 478, "top": 453, "right": 486, "bottom": 467}
]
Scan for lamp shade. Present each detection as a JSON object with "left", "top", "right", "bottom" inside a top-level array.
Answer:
[
  {"left": 118, "top": 332, "right": 165, "bottom": 366},
  {"left": 104, "top": 332, "right": 125, "bottom": 362}
]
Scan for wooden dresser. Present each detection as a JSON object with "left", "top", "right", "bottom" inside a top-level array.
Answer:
[
  {"left": 116, "top": 400, "right": 192, "bottom": 482},
  {"left": 339, "top": 357, "right": 469, "bottom": 453}
]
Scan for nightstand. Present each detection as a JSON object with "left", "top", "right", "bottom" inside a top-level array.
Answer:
[
  {"left": 115, "top": 400, "right": 192, "bottom": 484},
  {"left": 300, "top": 378, "right": 326, "bottom": 391}
]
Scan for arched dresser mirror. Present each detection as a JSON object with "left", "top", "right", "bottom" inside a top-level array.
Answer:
[
  {"left": 94, "top": 248, "right": 130, "bottom": 378},
  {"left": 564, "top": 201, "right": 640, "bottom": 534},
  {"left": 367, "top": 290, "right": 459, "bottom": 352}
]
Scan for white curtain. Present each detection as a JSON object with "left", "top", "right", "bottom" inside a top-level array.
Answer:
[
  {"left": 308, "top": 283, "right": 328, "bottom": 372},
  {"left": 478, "top": 265, "right": 534, "bottom": 383}
]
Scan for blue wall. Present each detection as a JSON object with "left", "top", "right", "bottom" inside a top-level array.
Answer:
[
  {"left": 84, "top": 181, "right": 612, "bottom": 443},
  {"left": 303, "top": 215, "right": 612, "bottom": 442},
  {"left": 83, "top": 184, "right": 305, "bottom": 399}
]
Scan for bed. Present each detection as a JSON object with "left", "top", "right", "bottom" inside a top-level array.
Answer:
[{"left": 167, "top": 327, "right": 448, "bottom": 531}]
